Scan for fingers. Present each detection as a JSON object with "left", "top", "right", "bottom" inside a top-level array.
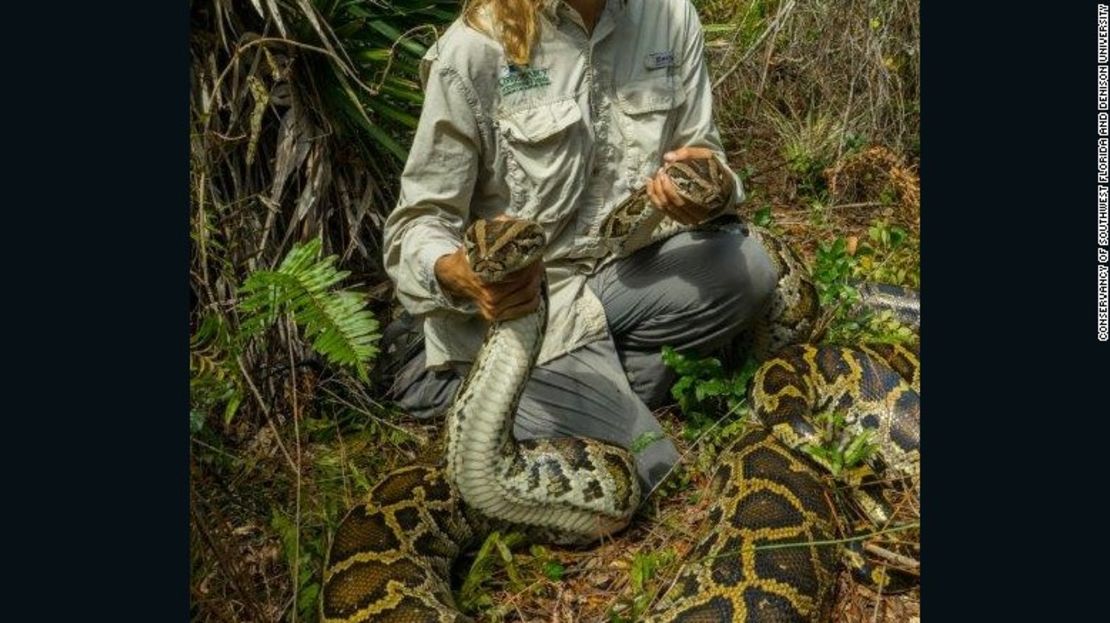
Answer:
[
  {"left": 647, "top": 171, "right": 701, "bottom": 225},
  {"left": 645, "top": 174, "right": 665, "bottom": 210},
  {"left": 497, "top": 269, "right": 543, "bottom": 309},
  {"left": 476, "top": 262, "right": 544, "bottom": 321},
  {"left": 663, "top": 146, "right": 715, "bottom": 163},
  {"left": 645, "top": 174, "right": 683, "bottom": 224},
  {"left": 659, "top": 171, "right": 703, "bottom": 224},
  {"left": 480, "top": 291, "right": 540, "bottom": 321},
  {"left": 657, "top": 169, "right": 686, "bottom": 209}
]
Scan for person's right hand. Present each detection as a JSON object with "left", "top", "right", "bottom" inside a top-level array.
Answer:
[{"left": 434, "top": 246, "right": 544, "bottom": 321}]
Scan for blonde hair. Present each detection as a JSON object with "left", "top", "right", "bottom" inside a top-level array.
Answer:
[{"left": 463, "top": 0, "right": 544, "bottom": 66}]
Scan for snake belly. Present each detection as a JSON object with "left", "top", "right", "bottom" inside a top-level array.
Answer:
[
  {"left": 323, "top": 161, "right": 920, "bottom": 622},
  {"left": 444, "top": 218, "right": 641, "bottom": 542}
]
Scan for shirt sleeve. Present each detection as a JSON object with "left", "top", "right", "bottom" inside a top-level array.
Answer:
[
  {"left": 382, "top": 62, "right": 481, "bottom": 316},
  {"left": 668, "top": 1, "right": 745, "bottom": 208}
]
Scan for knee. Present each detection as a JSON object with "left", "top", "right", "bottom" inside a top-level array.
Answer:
[
  {"left": 738, "top": 233, "right": 778, "bottom": 313},
  {"left": 698, "top": 231, "right": 778, "bottom": 319}
]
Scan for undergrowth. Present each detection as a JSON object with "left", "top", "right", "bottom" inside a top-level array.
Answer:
[
  {"left": 802, "top": 411, "right": 879, "bottom": 479},
  {"left": 661, "top": 347, "right": 760, "bottom": 472},
  {"left": 814, "top": 218, "right": 919, "bottom": 347},
  {"left": 610, "top": 548, "right": 678, "bottom": 623},
  {"left": 190, "top": 237, "right": 380, "bottom": 432}
]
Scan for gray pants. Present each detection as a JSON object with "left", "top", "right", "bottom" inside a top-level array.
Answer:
[{"left": 388, "top": 228, "right": 777, "bottom": 490}]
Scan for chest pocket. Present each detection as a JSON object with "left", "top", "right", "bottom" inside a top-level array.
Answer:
[
  {"left": 497, "top": 97, "right": 587, "bottom": 224},
  {"left": 614, "top": 75, "right": 687, "bottom": 176}
]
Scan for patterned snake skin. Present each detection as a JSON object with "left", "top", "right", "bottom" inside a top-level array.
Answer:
[
  {"left": 321, "top": 159, "right": 920, "bottom": 622},
  {"left": 445, "top": 219, "right": 640, "bottom": 543}
]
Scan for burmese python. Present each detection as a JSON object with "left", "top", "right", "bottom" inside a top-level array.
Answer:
[{"left": 322, "top": 158, "right": 920, "bottom": 622}]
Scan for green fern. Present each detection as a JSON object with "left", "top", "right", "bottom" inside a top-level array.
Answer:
[
  {"left": 239, "top": 237, "right": 380, "bottom": 381},
  {"left": 190, "top": 313, "right": 244, "bottom": 427}
]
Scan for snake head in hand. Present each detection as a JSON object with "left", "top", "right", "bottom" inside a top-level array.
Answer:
[
  {"left": 648, "top": 151, "right": 733, "bottom": 225},
  {"left": 599, "top": 152, "right": 734, "bottom": 251},
  {"left": 464, "top": 218, "right": 547, "bottom": 284}
]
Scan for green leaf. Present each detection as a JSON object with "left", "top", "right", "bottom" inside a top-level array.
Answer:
[
  {"left": 630, "top": 552, "right": 656, "bottom": 593},
  {"left": 367, "top": 19, "right": 428, "bottom": 57},
  {"left": 753, "top": 205, "right": 774, "bottom": 226},
  {"left": 543, "top": 561, "right": 565, "bottom": 581},
  {"left": 297, "top": 583, "right": 320, "bottom": 615},
  {"left": 631, "top": 431, "right": 664, "bottom": 453},
  {"left": 189, "top": 409, "right": 206, "bottom": 434},
  {"left": 347, "top": 459, "right": 373, "bottom": 492},
  {"left": 222, "top": 392, "right": 243, "bottom": 425},
  {"left": 495, "top": 538, "right": 513, "bottom": 564}
]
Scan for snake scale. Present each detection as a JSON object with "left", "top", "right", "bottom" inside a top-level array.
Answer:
[{"left": 322, "top": 158, "right": 920, "bottom": 622}]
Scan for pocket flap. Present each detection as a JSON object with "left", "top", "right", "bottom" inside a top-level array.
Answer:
[
  {"left": 500, "top": 97, "right": 583, "bottom": 143},
  {"left": 615, "top": 77, "right": 687, "bottom": 115}
]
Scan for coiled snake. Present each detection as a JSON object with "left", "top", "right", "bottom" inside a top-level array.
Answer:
[{"left": 322, "top": 158, "right": 920, "bottom": 622}]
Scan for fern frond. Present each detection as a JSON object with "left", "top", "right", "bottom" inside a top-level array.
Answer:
[
  {"left": 190, "top": 312, "right": 245, "bottom": 426},
  {"left": 239, "top": 237, "right": 380, "bottom": 381}
]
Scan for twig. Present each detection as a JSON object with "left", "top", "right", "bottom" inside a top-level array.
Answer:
[
  {"left": 202, "top": 36, "right": 377, "bottom": 138},
  {"left": 827, "top": 201, "right": 891, "bottom": 211},
  {"left": 286, "top": 318, "right": 304, "bottom": 623},
  {"left": 863, "top": 542, "right": 920, "bottom": 570},
  {"left": 237, "top": 355, "right": 299, "bottom": 474},
  {"left": 210, "top": 130, "right": 249, "bottom": 142},
  {"left": 372, "top": 24, "right": 439, "bottom": 94},
  {"left": 630, "top": 403, "right": 756, "bottom": 614},
  {"left": 871, "top": 563, "right": 885, "bottom": 623},
  {"left": 318, "top": 385, "right": 428, "bottom": 444},
  {"left": 749, "top": 0, "right": 798, "bottom": 119},
  {"left": 191, "top": 485, "right": 270, "bottom": 622},
  {"left": 191, "top": 437, "right": 244, "bottom": 464},
  {"left": 698, "top": 522, "right": 919, "bottom": 563},
  {"left": 712, "top": 0, "right": 797, "bottom": 90},
  {"left": 635, "top": 400, "right": 750, "bottom": 510},
  {"left": 332, "top": 408, "right": 354, "bottom": 506}
]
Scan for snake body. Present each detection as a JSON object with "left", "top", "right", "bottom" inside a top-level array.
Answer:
[
  {"left": 854, "top": 282, "right": 920, "bottom": 330},
  {"left": 322, "top": 159, "right": 920, "bottom": 622},
  {"left": 445, "top": 219, "right": 640, "bottom": 543}
]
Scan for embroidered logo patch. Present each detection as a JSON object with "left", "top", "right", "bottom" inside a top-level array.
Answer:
[
  {"left": 499, "top": 65, "right": 552, "bottom": 95},
  {"left": 645, "top": 51, "right": 676, "bottom": 69}
]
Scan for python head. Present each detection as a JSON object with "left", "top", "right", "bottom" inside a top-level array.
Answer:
[
  {"left": 664, "top": 156, "right": 730, "bottom": 215},
  {"left": 464, "top": 217, "right": 546, "bottom": 284}
]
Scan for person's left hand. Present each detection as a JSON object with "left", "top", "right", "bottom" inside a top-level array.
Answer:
[{"left": 645, "top": 147, "right": 735, "bottom": 226}]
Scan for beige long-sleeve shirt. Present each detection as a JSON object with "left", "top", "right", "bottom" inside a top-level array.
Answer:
[{"left": 383, "top": 0, "right": 743, "bottom": 369}]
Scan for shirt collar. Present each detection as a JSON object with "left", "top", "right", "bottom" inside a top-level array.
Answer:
[
  {"left": 541, "top": 0, "right": 626, "bottom": 22},
  {"left": 540, "top": 0, "right": 560, "bottom": 19}
]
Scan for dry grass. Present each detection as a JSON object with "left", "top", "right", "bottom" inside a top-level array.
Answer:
[{"left": 705, "top": 0, "right": 920, "bottom": 253}]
